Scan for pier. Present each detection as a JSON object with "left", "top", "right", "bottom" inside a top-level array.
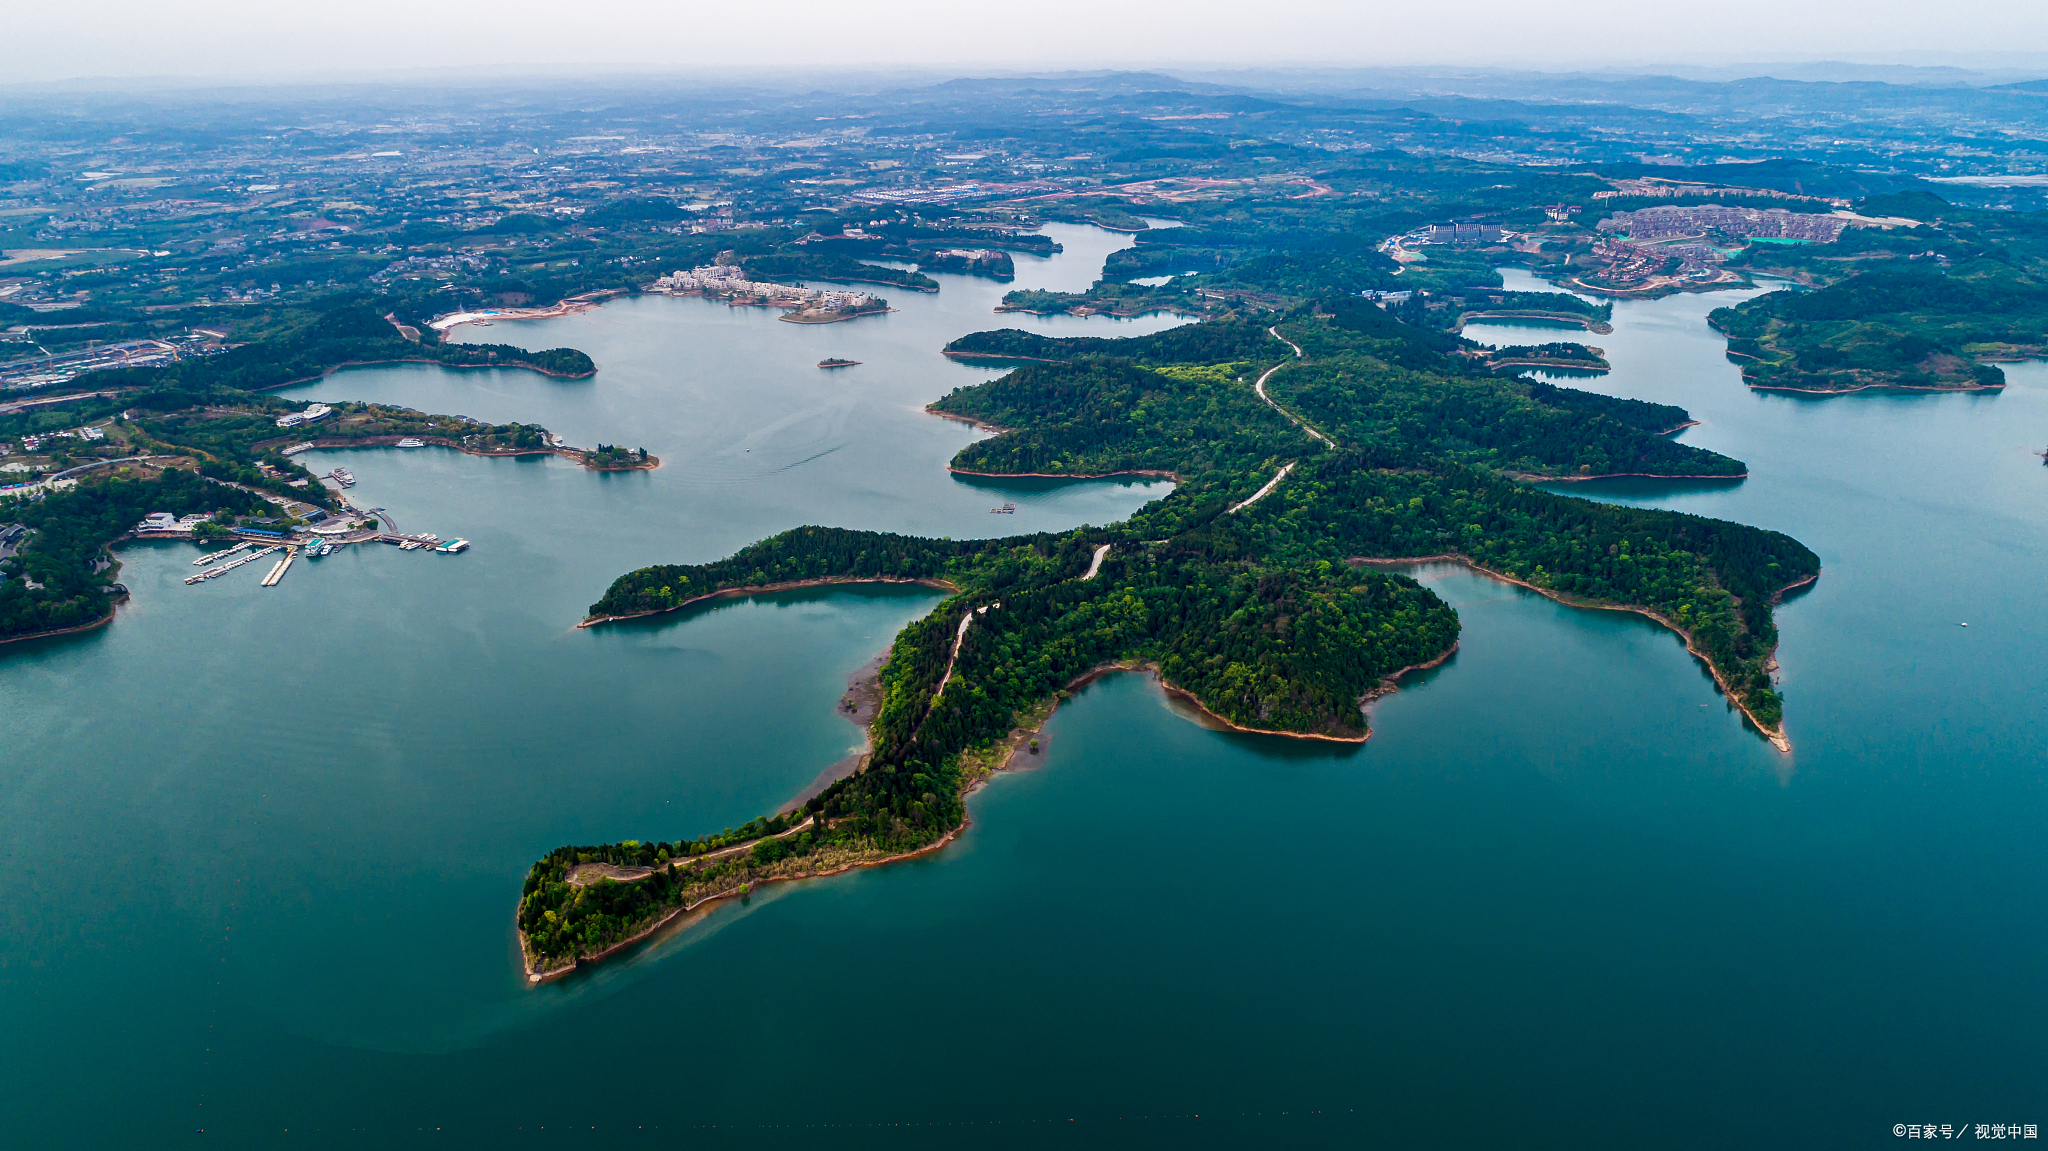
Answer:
[{"left": 260, "top": 547, "right": 296, "bottom": 587}]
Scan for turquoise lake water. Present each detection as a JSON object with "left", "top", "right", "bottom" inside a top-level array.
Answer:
[{"left": 3, "top": 245, "right": 2045, "bottom": 1149}]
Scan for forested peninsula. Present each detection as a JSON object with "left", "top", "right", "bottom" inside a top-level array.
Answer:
[
  {"left": 523, "top": 301, "right": 1817, "bottom": 980},
  {"left": 1708, "top": 192, "right": 2048, "bottom": 392}
]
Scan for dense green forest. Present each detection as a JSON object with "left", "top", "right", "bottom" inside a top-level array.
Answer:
[
  {"left": 0, "top": 469, "right": 270, "bottom": 640},
  {"left": 940, "top": 305, "right": 1737, "bottom": 480},
  {"left": 740, "top": 252, "right": 940, "bottom": 292},
  {"left": 1267, "top": 303, "right": 1732, "bottom": 477},
  {"left": 1433, "top": 289, "right": 1613, "bottom": 330},
  {"left": 530, "top": 306, "right": 1815, "bottom": 975},
  {"left": 1484, "top": 343, "right": 1611, "bottom": 370},
  {"left": 1708, "top": 261, "right": 2034, "bottom": 390},
  {"left": 1708, "top": 191, "right": 2048, "bottom": 390}
]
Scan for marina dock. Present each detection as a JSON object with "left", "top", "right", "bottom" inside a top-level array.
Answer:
[{"left": 260, "top": 547, "right": 296, "bottom": 587}]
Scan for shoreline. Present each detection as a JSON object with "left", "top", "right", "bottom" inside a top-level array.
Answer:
[
  {"left": 300, "top": 435, "right": 657, "bottom": 472},
  {"left": 255, "top": 357, "right": 596, "bottom": 390},
  {"left": 926, "top": 409, "right": 1009, "bottom": 434},
  {"left": 1457, "top": 310, "right": 1614, "bottom": 335},
  {"left": 1515, "top": 469, "right": 1748, "bottom": 482},
  {"left": 524, "top": 820, "right": 969, "bottom": 984},
  {"left": 947, "top": 466, "right": 1178, "bottom": 481},
  {"left": 522, "top": 646, "right": 1463, "bottom": 982},
  {"left": 1492, "top": 358, "right": 1611, "bottom": 372},
  {"left": 577, "top": 575, "right": 959, "bottom": 629},
  {"left": 0, "top": 598, "right": 123, "bottom": 648},
  {"left": 777, "top": 308, "right": 898, "bottom": 325},
  {"left": 1747, "top": 379, "right": 2006, "bottom": 395},
  {"left": 426, "top": 291, "right": 620, "bottom": 334},
  {"left": 1354, "top": 553, "right": 1809, "bottom": 752},
  {"left": 939, "top": 349, "right": 1068, "bottom": 363}
]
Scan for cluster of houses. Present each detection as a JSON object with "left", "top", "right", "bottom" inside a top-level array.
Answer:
[
  {"left": 1598, "top": 205, "right": 1849, "bottom": 243},
  {"left": 648, "top": 265, "right": 877, "bottom": 311},
  {"left": 17, "top": 425, "right": 105, "bottom": 453}
]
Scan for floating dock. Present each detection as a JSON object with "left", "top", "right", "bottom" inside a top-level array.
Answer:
[
  {"left": 184, "top": 545, "right": 279, "bottom": 585},
  {"left": 193, "top": 541, "right": 254, "bottom": 566}
]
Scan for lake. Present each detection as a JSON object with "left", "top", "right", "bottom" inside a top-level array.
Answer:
[{"left": 2, "top": 245, "right": 2043, "bottom": 1149}]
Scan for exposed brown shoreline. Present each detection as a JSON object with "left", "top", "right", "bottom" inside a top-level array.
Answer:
[
  {"left": 523, "top": 644, "right": 1462, "bottom": 981},
  {"left": 0, "top": 598, "right": 124, "bottom": 647},
  {"left": 1491, "top": 358, "right": 1611, "bottom": 372},
  {"left": 778, "top": 308, "right": 898, "bottom": 325},
  {"left": 299, "top": 434, "right": 657, "bottom": 472},
  {"left": 1515, "top": 469, "right": 1748, "bottom": 482},
  {"left": 1457, "top": 310, "right": 1615, "bottom": 335},
  {"left": 577, "top": 575, "right": 959, "bottom": 629},
  {"left": 940, "top": 349, "right": 1068, "bottom": 362},
  {"left": 947, "top": 466, "right": 1179, "bottom": 481},
  {"left": 523, "top": 820, "right": 970, "bottom": 984},
  {"left": 254, "top": 357, "right": 595, "bottom": 390},
  {"left": 1748, "top": 379, "right": 2005, "bottom": 395},
  {"left": 1355, "top": 553, "right": 1811, "bottom": 752}
]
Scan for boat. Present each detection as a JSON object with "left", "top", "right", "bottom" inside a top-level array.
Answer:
[
  {"left": 328, "top": 468, "right": 355, "bottom": 487},
  {"left": 395, "top": 438, "right": 424, "bottom": 448},
  {"left": 280, "top": 442, "right": 315, "bottom": 456},
  {"left": 990, "top": 502, "right": 1017, "bottom": 514},
  {"left": 435, "top": 538, "right": 470, "bottom": 554},
  {"left": 399, "top": 540, "right": 421, "bottom": 550},
  {"left": 193, "top": 541, "right": 253, "bottom": 565}
]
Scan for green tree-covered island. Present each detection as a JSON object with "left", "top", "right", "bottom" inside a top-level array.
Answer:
[{"left": 518, "top": 299, "right": 1818, "bottom": 981}]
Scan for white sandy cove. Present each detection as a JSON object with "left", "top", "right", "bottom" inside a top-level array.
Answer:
[{"left": 427, "top": 298, "right": 599, "bottom": 331}]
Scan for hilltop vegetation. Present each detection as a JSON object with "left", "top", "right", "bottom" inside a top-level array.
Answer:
[
  {"left": 535, "top": 307, "right": 1815, "bottom": 977},
  {"left": 0, "top": 468, "right": 270, "bottom": 640},
  {"left": 1709, "top": 260, "right": 2037, "bottom": 390},
  {"left": 1708, "top": 192, "right": 2048, "bottom": 390}
]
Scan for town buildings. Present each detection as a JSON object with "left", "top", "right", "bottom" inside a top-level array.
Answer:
[
  {"left": 1598, "top": 205, "right": 1849, "bottom": 243},
  {"left": 649, "top": 265, "right": 876, "bottom": 311}
]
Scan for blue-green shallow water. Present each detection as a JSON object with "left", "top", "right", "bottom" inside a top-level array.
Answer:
[{"left": 3, "top": 247, "right": 2046, "bottom": 1148}]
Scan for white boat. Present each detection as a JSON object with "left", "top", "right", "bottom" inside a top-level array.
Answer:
[
  {"left": 193, "top": 541, "right": 253, "bottom": 565},
  {"left": 395, "top": 438, "right": 424, "bottom": 448},
  {"left": 280, "top": 442, "right": 315, "bottom": 456},
  {"left": 435, "top": 538, "right": 470, "bottom": 553}
]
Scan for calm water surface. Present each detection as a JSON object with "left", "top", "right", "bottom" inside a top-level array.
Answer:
[{"left": 3, "top": 247, "right": 2044, "bottom": 1149}]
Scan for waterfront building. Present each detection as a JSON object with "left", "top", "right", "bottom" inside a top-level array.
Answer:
[{"left": 1426, "top": 218, "right": 1504, "bottom": 245}]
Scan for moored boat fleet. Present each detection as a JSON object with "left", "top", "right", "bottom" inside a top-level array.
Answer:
[{"left": 184, "top": 545, "right": 279, "bottom": 585}]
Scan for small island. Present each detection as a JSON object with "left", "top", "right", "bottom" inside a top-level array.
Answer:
[{"left": 817, "top": 358, "right": 861, "bottom": 369}]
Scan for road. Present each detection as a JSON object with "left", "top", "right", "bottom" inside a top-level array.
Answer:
[
  {"left": 1253, "top": 327, "right": 1331, "bottom": 447},
  {"left": 1081, "top": 543, "right": 1110, "bottom": 580},
  {"left": 1227, "top": 462, "right": 1296, "bottom": 514}
]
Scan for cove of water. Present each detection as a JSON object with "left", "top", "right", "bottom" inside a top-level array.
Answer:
[{"left": 4, "top": 245, "right": 2045, "bottom": 1149}]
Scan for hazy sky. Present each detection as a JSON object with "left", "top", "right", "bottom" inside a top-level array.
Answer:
[{"left": 9, "top": 0, "right": 2048, "bottom": 85}]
